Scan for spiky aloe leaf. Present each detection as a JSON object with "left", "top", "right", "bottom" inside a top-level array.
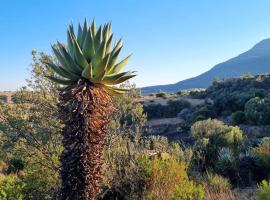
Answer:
[
  {"left": 46, "top": 62, "right": 80, "bottom": 80},
  {"left": 81, "top": 19, "right": 88, "bottom": 45},
  {"left": 105, "top": 34, "right": 113, "bottom": 55},
  {"left": 57, "top": 42, "right": 83, "bottom": 72},
  {"left": 46, "top": 76, "right": 76, "bottom": 85},
  {"left": 104, "top": 85, "right": 129, "bottom": 94},
  {"left": 94, "top": 26, "right": 102, "bottom": 49},
  {"left": 72, "top": 36, "right": 89, "bottom": 68},
  {"left": 77, "top": 24, "right": 83, "bottom": 46},
  {"left": 91, "top": 20, "right": 96, "bottom": 36},
  {"left": 102, "top": 71, "right": 136, "bottom": 85},
  {"left": 82, "top": 30, "right": 95, "bottom": 61},
  {"left": 109, "top": 54, "right": 131, "bottom": 74},
  {"left": 82, "top": 63, "right": 93, "bottom": 79},
  {"left": 107, "top": 46, "right": 122, "bottom": 72},
  {"left": 92, "top": 39, "right": 107, "bottom": 69},
  {"left": 47, "top": 19, "right": 136, "bottom": 91}
]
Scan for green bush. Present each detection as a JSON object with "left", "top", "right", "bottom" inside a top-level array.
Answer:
[
  {"left": 139, "top": 156, "right": 204, "bottom": 200},
  {"left": 232, "top": 110, "right": 246, "bottom": 124},
  {"left": 236, "top": 153, "right": 258, "bottom": 186},
  {"left": 144, "top": 99, "right": 190, "bottom": 119},
  {"left": 22, "top": 164, "right": 60, "bottom": 200},
  {"left": 191, "top": 119, "right": 243, "bottom": 170},
  {"left": 204, "top": 173, "right": 231, "bottom": 194},
  {"left": 193, "top": 105, "right": 217, "bottom": 122},
  {"left": 245, "top": 97, "right": 270, "bottom": 125},
  {"left": 252, "top": 144, "right": 270, "bottom": 180},
  {"left": 7, "top": 158, "right": 24, "bottom": 174},
  {"left": 191, "top": 119, "right": 224, "bottom": 139},
  {"left": 216, "top": 148, "right": 235, "bottom": 175},
  {"left": 255, "top": 180, "right": 270, "bottom": 200},
  {"left": 202, "top": 173, "right": 236, "bottom": 200},
  {"left": 261, "top": 137, "right": 270, "bottom": 147},
  {"left": 155, "top": 92, "right": 166, "bottom": 98},
  {"left": 0, "top": 95, "right": 7, "bottom": 103},
  {"left": 0, "top": 174, "right": 24, "bottom": 200}
]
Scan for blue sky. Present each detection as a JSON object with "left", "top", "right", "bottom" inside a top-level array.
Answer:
[{"left": 1, "top": 0, "right": 270, "bottom": 91}]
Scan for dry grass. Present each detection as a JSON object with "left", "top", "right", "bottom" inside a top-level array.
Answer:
[{"left": 204, "top": 190, "right": 236, "bottom": 200}]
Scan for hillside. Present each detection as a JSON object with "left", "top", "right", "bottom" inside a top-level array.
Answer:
[{"left": 142, "top": 38, "right": 270, "bottom": 94}]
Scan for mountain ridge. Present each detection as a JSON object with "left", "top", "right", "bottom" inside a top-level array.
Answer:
[{"left": 141, "top": 38, "right": 270, "bottom": 94}]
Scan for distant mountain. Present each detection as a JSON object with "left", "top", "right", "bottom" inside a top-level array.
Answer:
[{"left": 141, "top": 38, "right": 270, "bottom": 94}]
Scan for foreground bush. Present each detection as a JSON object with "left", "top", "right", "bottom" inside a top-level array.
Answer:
[
  {"left": 191, "top": 119, "right": 243, "bottom": 170},
  {"left": 140, "top": 156, "right": 204, "bottom": 200},
  {"left": 0, "top": 174, "right": 24, "bottom": 200},
  {"left": 203, "top": 173, "right": 236, "bottom": 200},
  {"left": 255, "top": 180, "right": 270, "bottom": 200},
  {"left": 252, "top": 144, "right": 270, "bottom": 180}
]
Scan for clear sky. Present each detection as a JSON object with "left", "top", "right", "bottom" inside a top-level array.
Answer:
[{"left": 1, "top": 0, "right": 270, "bottom": 91}]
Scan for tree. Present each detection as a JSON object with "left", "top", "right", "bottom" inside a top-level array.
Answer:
[
  {"left": 46, "top": 19, "right": 136, "bottom": 199},
  {"left": 0, "top": 50, "right": 62, "bottom": 199}
]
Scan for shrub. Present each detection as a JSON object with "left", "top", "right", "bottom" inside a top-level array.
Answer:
[
  {"left": 204, "top": 173, "right": 231, "bottom": 194},
  {"left": 232, "top": 111, "right": 246, "bottom": 124},
  {"left": 191, "top": 119, "right": 243, "bottom": 170},
  {"left": 236, "top": 153, "right": 258, "bottom": 186},
  {"left": 245, "top": 97, "right": 270, "bottom": 125},
  {"left": 255, "top": 180, "right": 270, "bottom": 200},
  {"left": 140, "top": 156, "right": 204, "bottom": 200},
  {"left": 193, "top": 106, "right": 217, "bottom": 122},
  {"left": 176, "top": 91, "right": 182, "bottom": 96},
  {"left": 252, "top": 145, "right": 270, "bottom": 180},
  {"left": 143, "top": 99, "right": 190, "bottom": 119},
  {"left": 0, "top": 95, "right": 7, "bottom": 103},
  {"left": 7, "top": 158, "right": 24, "bottom": 174},
  {"left": 140, "top": 135, "right": 170, "bottom": 152},
  {"left": 0, "top": 174, "right": 24, "bottom": 200},
  {"left": 203, "top": 173, "right": 236, "bottom": 200},
  {"left": 22, "top": 164, "right": 60, "bottom": 200},
  {"left": 216, "top": 148, "right": 235, "bottom": 175},
  {"left": 155, "top": 92, "right": 166, "bottom": 98},
  {"left": 261, "top": 137, "right": 270, "bottom": 147},
  {"left": 191, "top": 119, "right": 224, "bottom": 139}
]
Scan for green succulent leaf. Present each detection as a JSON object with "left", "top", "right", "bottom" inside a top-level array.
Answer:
[
  {"left": 110, "top": 54, "right": 132, "bottom": 74},
  {"left": 72, "top": 37, "right": 89, "bottom": 69},
  {"left": 47, "top": 19, "right": 136, "bottom": 93},
  {"left": 57, "top": 42, "right": 83, "bottom": 73},
  {"left": 45, "top": 62, "right": 80, "bottom": 80},
  {"left": 104, "top": 85, "right": 129, "bottom": 94},
  {"left": 82, "top": 63, "right": 93, "bottom": 79},
  {"left": 82, "top": 29, "right": 95, "bottom": 61},
  {"left": 46, "top": 76, "right": 76, "bottom": 85},
  {"left": 77, "top": 24, "right": 83, "bottom": 46},
  {"left": 94, "top": 26, "right": 102, "bottom": 49}
]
